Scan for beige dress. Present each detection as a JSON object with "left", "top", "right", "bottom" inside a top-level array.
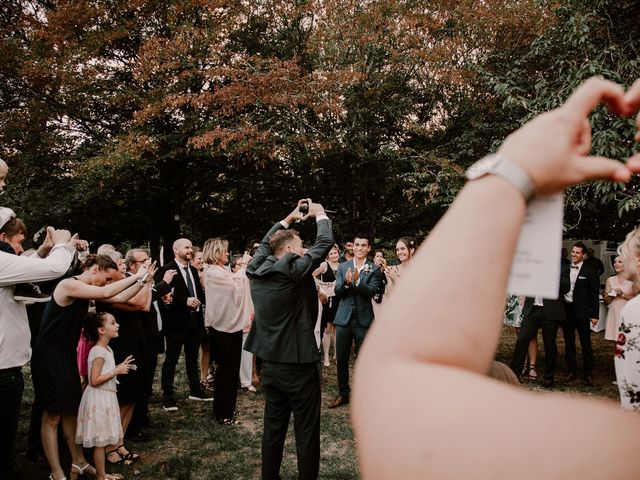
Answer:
[{"left": 604, "top": 276, "right": 635, "bottom": 341}]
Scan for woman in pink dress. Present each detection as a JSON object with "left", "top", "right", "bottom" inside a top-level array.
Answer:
[{"left": 603, "top": 255, "right": 636, "bottom": 341}]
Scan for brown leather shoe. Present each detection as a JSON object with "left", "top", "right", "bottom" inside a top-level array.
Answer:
[
  {"left": 328, "top": 395, "right": 350, "bottom": 409},
  {"left": 563, "top": 372, "right": 578, "bottom": 382}
]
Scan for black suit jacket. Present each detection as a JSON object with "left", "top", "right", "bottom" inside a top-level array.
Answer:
[
  {"left": 522, "top": 264, "right": 570, "bottom": 321},
  {"left": 245, "top": 218, "right": 333, "bottom": 363},
  {"left": 154, "top": 260, "right": 204, "bottom": 333},
  {"left": 566, "top": 263, "right": 600, "bottom": 320}
]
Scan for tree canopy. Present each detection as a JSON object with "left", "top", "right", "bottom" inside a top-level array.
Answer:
[{"left": 1, "top": 0, "right": 639, "bottom": 257}]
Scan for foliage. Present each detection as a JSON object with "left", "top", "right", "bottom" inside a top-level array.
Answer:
[{"left": 1, "top": 0, "right": 639, "bottom": 253}]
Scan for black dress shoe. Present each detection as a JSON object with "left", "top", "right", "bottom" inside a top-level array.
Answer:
[
  {"left": 584, "top": 375, "right": 597, "bottom": 386},
  {"left": 328, "top": 395, "right": 350, "bottom": 409},
  {"left": 563, "top": 372, "right": 578, "bottom": 382}
]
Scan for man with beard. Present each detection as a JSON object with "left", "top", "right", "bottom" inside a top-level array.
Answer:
[{"left": 155, "top": 238, "right": 211, "bottom": 411}]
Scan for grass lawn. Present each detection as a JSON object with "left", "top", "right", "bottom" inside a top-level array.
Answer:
[{"left": 15, "top": 326, "right": 620, "bottom": 479}]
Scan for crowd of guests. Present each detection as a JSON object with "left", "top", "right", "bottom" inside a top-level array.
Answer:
[
  {"left": 4, "top": 77, "right": 640, "bottom": 480},
  {"left": 0, "top": 157, "right": 419, "bottom": 480},
  {"left": 505, "top": 241, "right": 638, "bottom": 389}
]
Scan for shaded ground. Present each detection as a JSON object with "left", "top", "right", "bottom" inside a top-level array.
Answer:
[{"left": 15, "top": 327, "right": 619, "bottom": 479}]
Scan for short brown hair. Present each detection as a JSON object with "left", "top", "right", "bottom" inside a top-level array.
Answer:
[
  {"left": 82, "top": 254, "right": 118, "bottom": 272},
  {"left": 0, "top": 217, "right": 26, "bottom": 238},
  {"left": 269, "top": 230, "right": 300, "bottom": 256}
]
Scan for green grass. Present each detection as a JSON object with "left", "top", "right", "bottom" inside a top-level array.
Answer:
[{"left": 15, "top": 327, "right": 620, "bottom": 479}]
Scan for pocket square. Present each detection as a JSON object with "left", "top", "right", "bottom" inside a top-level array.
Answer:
[{"left": 578, "top": 276, "right": 586, "bottom": 279}]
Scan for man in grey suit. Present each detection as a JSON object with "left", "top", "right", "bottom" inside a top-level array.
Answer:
[
  {"left": 245, "top": 199, "right": 333, "bottom": 480},
  {"left": 329, "top": 235, "right": 381, "bottom": 409},
  {"left": 510, "top": 263, "right": 570, "bottom": 387}
]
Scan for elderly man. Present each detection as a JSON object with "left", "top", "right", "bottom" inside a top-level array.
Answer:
[
  {"left": 126, "top": 248, "right": 174, "bottom": 438},
  {"left": 154, "top": 238, "right": 211, "bottom": 412}
]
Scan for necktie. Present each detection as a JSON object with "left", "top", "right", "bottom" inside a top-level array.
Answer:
[
  {"left": 184, "top": 266, "right": 196, "bottom": 297},
  {"left": 571, "top": 265, "right": 579, "bottom": 269}
]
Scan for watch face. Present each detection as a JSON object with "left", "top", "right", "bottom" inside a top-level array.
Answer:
[{"left": 465, "top": 155, "right": 502, "bottom": 180}]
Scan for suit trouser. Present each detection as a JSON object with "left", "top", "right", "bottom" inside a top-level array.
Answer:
[
  {"left": 261, "top": 361, "right": 320, "bottom": 480},
  {"left": 510, "top": 307, "right": 559, "bottom": 381},
  {"left": 336, "top": 320, "right": 369, "bottom": 398},
  {"left": 212, "top": 329, "right": 243, "bottom": 421},
  {"left": 562, "top": 303, "right": 594, "bottom": 376},
  {"left": 239, "top": 332, "right": 254, "bottom": 388},
  {"left": 161, "top": 317, "right": 202, "bottom": 399},
  {"left": 131, "top": 318, "right": 162, "bottom": 431},
  {"left": 0, "top": 367, "right": 23, "bottom": 478}
]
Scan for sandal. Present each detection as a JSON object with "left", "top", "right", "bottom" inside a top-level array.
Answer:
[
  {"left": 106, "top": 447, "right": 133, "bottom": 466},
  {"left": 70, "top": 463, "right": 96, "bottom": 480},
  {"left": 118, "top": 445, "right": 139, "bottom": 461},
  {"left": 528, "top": 364, "right": 538, "bottom": 379},
  {"left": 49, "top": 475, "right": 67, "bottom": 480},
  {"left": 218, "top": 417, "right": 240, "bottom": 426}
]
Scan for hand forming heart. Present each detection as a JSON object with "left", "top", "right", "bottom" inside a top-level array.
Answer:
[{"left": 496, "top": 77, "right": 640, "bottom": 196}]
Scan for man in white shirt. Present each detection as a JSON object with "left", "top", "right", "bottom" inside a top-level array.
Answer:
[
  {"left": 562, "top": 242, "right": 600, "bottom": 385},
  {"left": 0, "top": 226, "right": 75, "bottom": 477}
]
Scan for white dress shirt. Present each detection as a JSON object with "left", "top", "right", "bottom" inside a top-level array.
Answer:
[
  {"left": 0, "top": 243, "right": 74, "bottom": 369},
  {"left": 564, "top": 261, "right": 583, "bottom": 303}
]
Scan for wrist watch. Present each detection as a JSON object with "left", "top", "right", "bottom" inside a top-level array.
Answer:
[{"left": 465, "top": 154, "right": 536, "bottom": 203}]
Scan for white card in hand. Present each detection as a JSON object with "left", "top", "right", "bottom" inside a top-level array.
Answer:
[{"left": 507, "top": 193, "right": 564, "bottom": 299}]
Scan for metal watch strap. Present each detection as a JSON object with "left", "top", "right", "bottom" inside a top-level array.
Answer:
[{"left": 492, "top": 158, "right": 536, "bottom": 203}]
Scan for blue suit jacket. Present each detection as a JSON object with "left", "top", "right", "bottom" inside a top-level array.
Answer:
[{"left": 333, "top": 260, "right": 381, "bottom": 328}]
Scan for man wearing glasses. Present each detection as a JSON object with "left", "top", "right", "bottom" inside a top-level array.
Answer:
[{"left": 125, "top": 249, "right": 175, "bottom": 438}]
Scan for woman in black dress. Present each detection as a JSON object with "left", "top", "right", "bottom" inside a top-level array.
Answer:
[
  {"left": 314, "top": 244, "right": 340, "bottom": 367},
  {"left": 32, "top": 255, "right": 154, "bottom": 480}
]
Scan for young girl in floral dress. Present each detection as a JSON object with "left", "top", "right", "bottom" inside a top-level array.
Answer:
[{"left": 76, "top": 312, "right": 135, "bottom": 480}]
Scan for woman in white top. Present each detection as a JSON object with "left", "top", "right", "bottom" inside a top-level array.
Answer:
[
  {"left": 615, "top": 235, "right": 640, "bottom": 411},
  {"left": 203, "top": 238, "right": 252, "bottom": 425}
]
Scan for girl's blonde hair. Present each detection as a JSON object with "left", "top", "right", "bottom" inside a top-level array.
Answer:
[{"left": 203, "top": 237, "right": 229, "bottom": 266}]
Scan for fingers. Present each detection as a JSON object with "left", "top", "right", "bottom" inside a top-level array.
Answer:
[
  {"left": 571, "top": 155, "right": 632, "bottom": 184},
  {"left": 624, "top": 78, "right": 640, "bottom": 120},
  {"left": 563, "top": 77, "right": 626, "bottom": 119},
  {"left": 576, "top": 119, "right": 592, "bottom": 155},
  {"left": 625, "top": 154, "right": 640, "bottom": 173}
]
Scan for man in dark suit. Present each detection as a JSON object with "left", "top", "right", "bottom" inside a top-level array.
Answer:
[
  {"left": 126, "top": 248, "right": 174, "bottom": 438},
  {"left": 584, "top": 247, "right": 605, "bottom": 277},
  {"left": 245, "top": 200, "right": 332, "bottom": 480},
  {"left": 154, "top": 238, "right": 211, "bottom": 411},
  {"left": 562, "top": 242, "right": 600, "bottom": 385},
  {"left": 329, "top": 235, "right": 381, "bottom": 409},
  {"left": 510, "top": 263, "right": 570, "bottom": 387}
]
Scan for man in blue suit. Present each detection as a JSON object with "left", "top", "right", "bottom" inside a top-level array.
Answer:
[{"left": 329, "top": 235, "right": 381, "bottom": 408}]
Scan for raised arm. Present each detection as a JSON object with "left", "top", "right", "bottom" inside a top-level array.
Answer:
[{"left": 353, "top": 78, "right": 640, "bottom": 480}]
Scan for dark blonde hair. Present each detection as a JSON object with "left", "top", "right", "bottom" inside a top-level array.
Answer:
[{"left": 203, "top": 237, "right": 229, "bottom": 265}]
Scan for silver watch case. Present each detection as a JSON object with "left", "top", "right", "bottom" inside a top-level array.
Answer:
[{"left": 465, "top": 154, "right": 536, "bottom": 202}]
